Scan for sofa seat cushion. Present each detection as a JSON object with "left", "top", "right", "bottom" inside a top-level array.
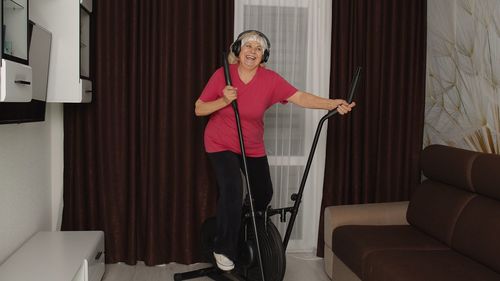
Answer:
[
  {"left": 363, "top": 250, "right": 500, "bottom": 281},
  {"left": 333, "top": 225, "right": 448, "bottom": 278}
]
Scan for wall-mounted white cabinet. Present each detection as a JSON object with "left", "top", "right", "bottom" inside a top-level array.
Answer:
[
  {"left": 0, "top": 0, "right": 33, "bottom": 102},
  {"left": 30, "top": 0, "right": 93, "bottom": 103}
]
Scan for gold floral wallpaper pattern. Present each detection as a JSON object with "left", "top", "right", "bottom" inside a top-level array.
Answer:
[{"left": 425, "top": 0, "right": 500, "bottom": 154}]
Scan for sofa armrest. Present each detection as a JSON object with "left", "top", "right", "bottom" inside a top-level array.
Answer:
[{"left": 324, "top": 201, "right": 409, "bottom": 249}]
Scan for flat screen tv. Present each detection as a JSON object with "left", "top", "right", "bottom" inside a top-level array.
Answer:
[{"left": 0, "top": 21, "right": 52, "bottom": 125}]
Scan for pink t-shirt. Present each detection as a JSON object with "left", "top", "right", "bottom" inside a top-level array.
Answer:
[{"left": 199, "top": 64, "right": 297, "bottom": 157}]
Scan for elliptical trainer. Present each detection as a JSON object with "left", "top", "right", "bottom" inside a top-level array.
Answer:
[{"left": 174, "top": 55, "right": 362, "bottom": 281}]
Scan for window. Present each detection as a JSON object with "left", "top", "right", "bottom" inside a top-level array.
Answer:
[{"left": 235, "top": 0, "right": 332, "bottom": 252}]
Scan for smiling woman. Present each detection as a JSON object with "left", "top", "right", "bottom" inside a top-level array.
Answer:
[{"left": 194, "top": 29, "right": 354, "bottom": 271}]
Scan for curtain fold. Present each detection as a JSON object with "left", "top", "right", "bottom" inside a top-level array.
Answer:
[
  {"left": 317, "top": 0, "right": 427, "bottom": 256},
  {"left": 62, "top": 0, "right": 234, "bottom": 265}
]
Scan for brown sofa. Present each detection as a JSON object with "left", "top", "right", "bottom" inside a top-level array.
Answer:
[{"left": 323, "top": 144, "right": 500, "bottom": 281}]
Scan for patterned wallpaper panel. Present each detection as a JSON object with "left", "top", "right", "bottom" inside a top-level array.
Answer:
[{"left": 425, "top": 0, "right": 500, "bottom": 154}]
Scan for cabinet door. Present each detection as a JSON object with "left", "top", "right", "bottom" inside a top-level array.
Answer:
[
  {"left": 3, "top": 0, "right": 28, "bottom": 64},
  {"left": 0, "top": 0, "right": 33, "bottom": 103},
  {"left": 30, "top": 0, "right": 93, "bottom": 103},
  {"left": 80, "top": 0, "right": 92, "bottom": 12},
  {"left": 80, "top": 6, "right": 90, "bottom": 79}
]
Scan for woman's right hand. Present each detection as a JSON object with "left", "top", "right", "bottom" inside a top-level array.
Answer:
[
  {"left": 194, "top": 86, "right": 238, "bottom": 116},
  {"left": 222, "top": 86, "right": 238, "bottom": 104}
]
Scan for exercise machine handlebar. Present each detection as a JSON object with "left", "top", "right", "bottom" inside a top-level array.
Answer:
[
  {"left": 282, "top": 66, "right": 362, "bottom": 249},
  {"left": 222, "top": 53, "right": 267, "bottom": 281}
]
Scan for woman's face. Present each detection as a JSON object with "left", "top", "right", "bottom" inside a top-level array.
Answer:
[{"left": 238, "top": 40, "right": 265, "bottom": 70}]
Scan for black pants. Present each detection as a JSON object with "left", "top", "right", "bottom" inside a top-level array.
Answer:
[{"left": 208, "top": 151, "right": 273, "bottom": 261}]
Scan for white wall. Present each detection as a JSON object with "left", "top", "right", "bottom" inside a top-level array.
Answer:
[
  {"left": 0, "top": 0, "right": 67, "bottom": 264},
  {"left": 0, "top": 103, "right": 64, "bottom": 264}
]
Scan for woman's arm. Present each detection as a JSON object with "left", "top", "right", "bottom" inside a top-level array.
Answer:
[
  {"left": 287, "top": 91, "right": 355, "bottom": 114},
  {"left": 194, "top": 98, "right": 228, "bottom": 116},
  {"left": 195, "top": 86, "right": 238, "bottom": 116}
]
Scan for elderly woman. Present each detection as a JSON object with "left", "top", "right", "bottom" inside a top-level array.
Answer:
[{"left": 195, "top": 30, "right": 355, "bottom": 271}]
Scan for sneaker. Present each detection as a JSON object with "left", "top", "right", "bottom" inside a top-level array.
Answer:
[{"left": 213, "top": 252, "right": 235, "bottom": 271}]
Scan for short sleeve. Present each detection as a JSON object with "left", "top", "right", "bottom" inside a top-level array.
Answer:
[
  {"left": 270, "top": 72, "right": 298, "bottom": 105},
  {"left": 199, "top": 67, "right": 225, "bottom": 102}
]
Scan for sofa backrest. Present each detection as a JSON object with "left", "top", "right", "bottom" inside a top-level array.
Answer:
[
  {"left": 452, "top": 153, "right": 500, "bottom": 273},
  {"left": 406, "top": 145, "right": 500, "bottom": 273},
  {"left": 407, "top": 145, "right": 478, "bottom": 245},
  {"left": 471, "top": 153, "right": 500, "bottom": 199}
]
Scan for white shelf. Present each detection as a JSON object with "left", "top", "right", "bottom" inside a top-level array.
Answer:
[{"left": 0, "top": 231, "right": 105, "bottom": 281}]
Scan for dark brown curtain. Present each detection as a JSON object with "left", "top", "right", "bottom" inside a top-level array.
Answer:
[
  {"left": 62, "top": 0, "right": 234, "bottom": 265},
  {"left": 317, "top": 0, "right": 427, "bottom": 256}
]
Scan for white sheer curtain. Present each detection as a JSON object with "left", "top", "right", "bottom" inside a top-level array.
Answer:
[{"left": 234, "top": 0, "right": 332, "bottom": 252}]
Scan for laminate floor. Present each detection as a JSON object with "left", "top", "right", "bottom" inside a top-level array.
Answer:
[{"left": 102, "top": 252, "right": 330, "bottom": 281}]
